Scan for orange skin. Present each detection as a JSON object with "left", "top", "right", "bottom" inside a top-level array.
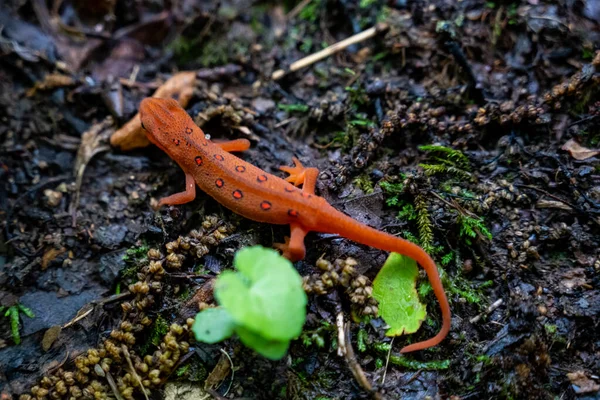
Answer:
[{"left": 139, "top": 97, "right": 451, "bottom": 353}]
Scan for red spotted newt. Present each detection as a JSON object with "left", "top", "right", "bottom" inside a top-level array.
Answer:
[{"left": 139, "top": 97, "right": 451, "bottom": 353}]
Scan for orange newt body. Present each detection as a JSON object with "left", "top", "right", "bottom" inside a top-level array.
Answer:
[{"left": 139, "top": 97, "right": 451, "bottom": 353}]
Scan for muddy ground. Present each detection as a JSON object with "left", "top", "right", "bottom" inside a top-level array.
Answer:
[{"left": 1, "top": 0, "right": 600, "bottom": 399}]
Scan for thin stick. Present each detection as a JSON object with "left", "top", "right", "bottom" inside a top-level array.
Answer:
[
  {"left": 380, "top": 337, "right": 393, "bottom": 385},
  {"left": 287, "top": 0, "right": 312, "bottom": 20},
  {"left": 470, "top": 298, "right": 503, "bottom": 324},
  {"left": 336, "top": 312, "right": 384, "bottom": 399},
  {"left": 272, "top": 24, "right": 387, "bottom": 80}
]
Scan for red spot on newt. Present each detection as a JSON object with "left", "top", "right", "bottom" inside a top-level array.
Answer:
[
  {"left": 235, "top": 165, "right": 246, "bottom": 172},
  {"left": 139, "top": 97, "right": 451, "bottom": 354},
  {"left": 195, "top": 156, "right": 203, "bottom": 166},
  {"left": 185, "top": 127, "right": 193, "bottom": 134}
]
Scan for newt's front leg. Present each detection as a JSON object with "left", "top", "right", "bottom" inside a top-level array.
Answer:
[
  {"left": 157, "top": 172, "right": 196, "bottom": 207},
  {"left": 279, "top": 157, "right": 319, "bottom": 193},
  {"left": 215, "top": 138, "right": 251, "bottom": 153}
]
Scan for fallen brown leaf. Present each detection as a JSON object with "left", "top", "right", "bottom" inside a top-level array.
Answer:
[
  {"left": 561, "top": 138, "right": 600, "bottom": 160},
  {"left": 566, "top": 371, "right": 600, "bottom": 394},
  {"left": 41, "top": 246, "right": 66, "bottom": 270},
  {"left": 110, "top": 71, "right": 197, "bottom": 151},
  {"left": 26, "top": 73, "right": 76, "bottom": 97}
]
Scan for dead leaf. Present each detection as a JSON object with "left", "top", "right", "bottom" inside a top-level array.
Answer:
[
  {"left": 110, "top": 71, "right": 197, "bottom": 151},
  {"left": 535, "top": 199, "right": 573, "bottom": 211},
  {"left": 561, "top": 139, "right": 600, "bottom": 160},
  {"left": 70, "top": 118, "right": 114, "bottom": 226},
  {"left": 204, "top": 351, "right": 231, "bottom": 391},
  {"left": 566, "top": 371, "right": 600, "bottom": 394},
  {"left": 41, "top": 247, "right": 66, "bottom": 270},
  {"left": 42, "top": 325, "right": 62, "bottom": 351},
  {"left": 26, "top": 73, "right": 76, "bottom": 97}
]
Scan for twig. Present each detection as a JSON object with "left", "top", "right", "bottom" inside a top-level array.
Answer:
[
  {"left": 122, "top": 344, "right": 149, "bottom": 400},
  {"left": 286, "top": 0, "right": 312, "bottom": 20},
  {"left": 219, "top": 349, "right": 235, "bottom": 396},
  {"left": 469, "top": 299, "right": 503, "bottom": 324},
  {"left": 62, "top": 292, "right": 131, "bottom": 328},
  {"left": 380, "top": 337, "right": 393, "bottom": 385},
  {"left": 272, "top": 24, "right": 387, "bottom": 80},
  {"left": 336, "top": 312, "right": 384, "bottom": 400}
]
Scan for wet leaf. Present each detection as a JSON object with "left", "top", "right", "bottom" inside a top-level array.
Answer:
[
  {"left": 373, "top": 253, "right": 426, "bottom": 336},
  {"left": 566, "top": 371, "right": 600, "bottom": 394},
  {"left": 561, "top": 139, "right": 600, "bottom": 160}
]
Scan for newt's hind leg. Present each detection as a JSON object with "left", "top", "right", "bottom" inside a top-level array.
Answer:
[
  {"left": 215, "top": 138, "right": 251, "bottom": 153},
  {"left": 274, "top": 224, "right": 308, "bottom": 262},
  {"left": 279, "top": 157, "right": 319, "bottom": 194}
]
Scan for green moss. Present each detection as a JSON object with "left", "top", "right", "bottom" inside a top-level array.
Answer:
[
  {"left": 353, "top": 174, "right": 375, "bottom": 194},
  {"left": 415, "top": 195, "right": 435, "bottom": 255},
  {"left": 0, "top": 304, "right": 34, "bottom": 345},
  {"left": 357, "top": 328, "right": 368, "bottom": 352},
  {"left": 397, "top": 203, "right": 417, "bottom": 221},
  {"left": 418, "top": 145, "right": 472, "bottom": 180},
  {"left": 457, "top": 214, "right": 493, "bottom": 244},
  {"left": 176, "top": 364, "right": 190, "bottom": 377},
  {"left": 373, "top": 343, "right": 450, "bottom": 369},
  {"left": 379, "top": 180, "right": 405, "bottom": 206},
  {"left": 299, "top": 0, "right": 320, "bottom": 22},
  {"left": 140, "top": 315, "right": 169, "bottom": 355},
  {"left": 121, "top": 243, "right": 149, "bottom": 282},
  {"left": 345, "top": 86, "right": 369, "bottom": 106},
  {"left": 278, "top": 103, "right": 309, "bottom": 113}
]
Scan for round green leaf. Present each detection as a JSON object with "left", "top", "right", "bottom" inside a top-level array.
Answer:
[
  {"left": 236, "top": 325, "right": 290, "bottom": 360},
  {"left": 372, "top": 253, "right": 427, "bottom": 336},
  {"left": 215, "top": 246, "right": 307, "bottom": 341},
  {"left": 192, "top": 307, "right": 236, "bottom": 344}
]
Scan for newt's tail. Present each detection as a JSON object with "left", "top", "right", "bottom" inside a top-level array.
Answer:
[{"left": 320, "top": 207, "right": 451, "bottom": 353}]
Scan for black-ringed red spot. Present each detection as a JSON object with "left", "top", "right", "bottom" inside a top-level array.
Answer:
[
  {"left": 302, "top": 192, "right": 312, "bottom": 198},
  {"left": 288, "top": 209, "right": 299, "bottom": 217},
  {"left": 260, "top": 201, "right": 272, "bottom": 211},
  {"left": 214, "top": 154, "right": 224, "bottom": 161},
  {"left": 215, "top": 178, "right": 224, "bottom": 188},
  {"left": 202, "top": 141, "right": 208, "bottom": 146},
  {"left": 235, "top": 165, "right": 246, "bottom": 173},
  {"left": 185, "top": 127, "right": 193, "bottom": 134},
  {"left": 232, "top": 190, "right": 243, "bottom": 200},
  {"left": 172, "top": 139, "right": 181, "bottom": 146},
  {"left": 194, "top": 156, "right": 203, "bottom": 166},
  {"left": 284, "top": 186, "right": 295, "bottom": 192},
  {"left": 257, "top": 175, "right": 268, "bottom": 183}
]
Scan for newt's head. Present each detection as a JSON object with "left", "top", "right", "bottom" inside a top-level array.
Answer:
[
  {"left": 139, "top": 97, "right": 197, "bottom": 151},
  {"left": 140, "top": 97, "right": 189, "bottom": 143}
]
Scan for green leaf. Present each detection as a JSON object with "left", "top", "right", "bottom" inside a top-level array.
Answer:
[
  {"left": 8, "top": 307, "right": 21, "bottom": 345},
  {"left": 373, "top": 253, "right": 427, "bottom": 336},
  {"left": 236, "top": 325, "right": 290, "bottom": 360},
  {"left": 215, "top": 246, "right": 307, "bottom": 341},
  {"left": 192, "top": 308, "right": 236, "bottom": 344}
]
